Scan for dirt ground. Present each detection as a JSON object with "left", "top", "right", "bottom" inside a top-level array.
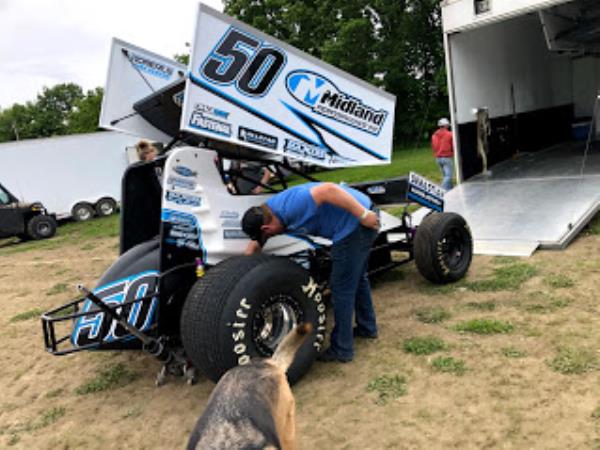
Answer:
[{"left": 0, "top": 229, "right": 599, "bottom": 449}]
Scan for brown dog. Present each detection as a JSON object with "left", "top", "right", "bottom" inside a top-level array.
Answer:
[{"left": 187, "top": 323, "right": 313, "bottom": 450}]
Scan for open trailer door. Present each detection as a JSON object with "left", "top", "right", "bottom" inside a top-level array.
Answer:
[{"left": 180, "top": 4, "right": 396, "bottom": 169}]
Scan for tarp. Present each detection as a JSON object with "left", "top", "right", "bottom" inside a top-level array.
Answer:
[{"left": 181, "top": 4, "right": 396, "bottom": 168}]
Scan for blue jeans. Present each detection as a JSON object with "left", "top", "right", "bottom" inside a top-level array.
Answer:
[
  {"left": 329, "top": 224, "right": 378, "bottom": 359},
  {"left": 437, "top": 157, "right": 454, "bottom": 190}
]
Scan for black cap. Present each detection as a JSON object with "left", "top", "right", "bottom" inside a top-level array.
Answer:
[{"left": 242, "top": 206, "right": 266, "bottom": 246}]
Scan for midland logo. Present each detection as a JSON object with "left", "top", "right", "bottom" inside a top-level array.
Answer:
[{"left": 286, "top": 70, "right": 388, "bottom": 135}]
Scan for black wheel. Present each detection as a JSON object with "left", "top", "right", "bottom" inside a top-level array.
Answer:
[
  {"left": 181, "top": 255, "right": 326, "bottom": 384},
  {"left": 71, "top": 203, "right": 95, "bottom": 221},
  {"left": 95, "top": 198, "right": 117, "bottom": 217},
  {"left": 414, "top": 212, "right": 472, "bottom": 284},
  {"left": 26, "top": 215, "right": 57, "bottom": 240}
]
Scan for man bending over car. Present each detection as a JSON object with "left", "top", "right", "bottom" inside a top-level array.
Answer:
[{"left": 242, "top": 182, "right": 380, "bottom": 363}]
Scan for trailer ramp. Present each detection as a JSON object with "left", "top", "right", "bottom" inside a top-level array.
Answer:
[{"left": 444, "top": 143, "right": 600, "bottom": 256}]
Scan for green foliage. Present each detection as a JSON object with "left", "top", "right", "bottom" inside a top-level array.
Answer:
[
  {"left": 403, "top": 336, "right": 446, "bottom": 355},
  {"left": 501, "top": 347, "right": 527, "bottom": 358},
  {"left": 415, "top": 306, "right": 451, "bottom": 324},
  {"left": 452, "top": 319, "right": 514, "bottom": 335},
  {"left": 548, "top": 347, "right": 598, "bottom": 375},
  {"left": 543, "top": 273, "right": 575, "bottom": 289},
  {"left": 9, "top": 308, "right": 44, "bottom": 323},
  {"left": 75, "top": 363, "right": 138, "bottom": 395},
  {"left": 173, "top": 53, "right": 190, "bottom": 65},
  {"left": 66, "top": 87, "right": 103, "bottom": 134},
  {"left": 431, "top": 356, "right": 466, "bottom": 375},
  {"left": 586, "top": 212, "right": 600, "bottom": 235},
  {"left": 46, "top": 283, "right": 68, "bottom": 296},
  {"left": 367, "top": 374, "right": 408, "bottom": 405},
  {"left": 466, "top": 263, "right": 537, "bottom": 292},
  {"left": 465, "top": 301, "right": 496, "bottom": 311},
  {"left": 223, "top": 0, "right": 448, "bottom": 144},
  {"left": 38, "top": 406, "right": 66, "bottom": 428}
]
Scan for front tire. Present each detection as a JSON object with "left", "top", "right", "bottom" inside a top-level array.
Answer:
[
  {"left": 414, "top": 212, "right": 472, "bottom": 284},
  {"left": 71, "top": 203, "right": 95, "bottom": 222},
  {"left": 180, "top": 255, "right": 326, "bottom": 384},
  {"left": 26, "top": 215, "right": 57, "bottom": 240}
]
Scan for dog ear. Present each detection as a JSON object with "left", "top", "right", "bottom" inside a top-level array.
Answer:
[{"left": 271, "top": 323, "right": 313, "bottom": 372}]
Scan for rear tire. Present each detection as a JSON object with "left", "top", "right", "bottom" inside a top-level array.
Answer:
[
  {"left": 71, "top": 203, "right": 94, "bottom": 221},
  {"left": 26, "top": 215, "right": 57, "bottom": 240},
  {"left": 180, "top": 255, "right": 326, "bottom": 384},
  {"left": 95, "top": 198, "right": 117, "bottom": 217},
  {"left": 414, "top": 212, "right": 472, "bottom": 284}
]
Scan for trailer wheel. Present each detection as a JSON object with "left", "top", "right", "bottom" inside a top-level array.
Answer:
[
  {"left": 180, "top": 255, "right": 325, "bottom": 384},
  {"left": 26, "top": 215, "right": 57, "bottom": 240},
  {"left": 95, "top": 198, "right": 117, "bottom": 217},
  {"left": 414, "top": 212, "right": 472, "bottom": 284},
  {"left": 71, "top": 203, "right": 95, "bottom": 221}
]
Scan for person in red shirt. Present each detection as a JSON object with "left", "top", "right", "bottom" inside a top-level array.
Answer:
[{"left": 431, "top": 118, "right": 454, "bottom": 190}]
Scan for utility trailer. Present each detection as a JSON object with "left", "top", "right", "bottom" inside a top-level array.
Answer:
[
  {"left": 0, "top": 131, "right": 139, "bottom": 221},
  {"left": 41, "top": 4, "right": 473, "bottom": 386},
  {"left": 441, "top": 0, "right": 600, "bottom": 255}
]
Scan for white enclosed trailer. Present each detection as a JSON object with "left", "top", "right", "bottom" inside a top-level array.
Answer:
[
  {"left": 441, "top": 0, "right": 600, "bottom": 255},
  {"left": 0, "top": 131, "right": 140, "bottom": 220}
]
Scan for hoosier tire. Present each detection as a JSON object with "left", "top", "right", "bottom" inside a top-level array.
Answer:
[
  {"left": 180, "top": 255, "right": 326, "bottom": 384},
  {"left": 414, "top": 212, "right": 472, "bottom": 284}
]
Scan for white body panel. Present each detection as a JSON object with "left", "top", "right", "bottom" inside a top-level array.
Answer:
[
  {"left": 160, "top": 147, "right": 402, "bottom": 265},
  {"left": 0, "top": 132, "right": 137, "bottom": 219},
  {"left": 181, "top": 4, "right": 396, "bottom": 169},
  {"left": 99, "top": 38, "right": 187, "bottom": 142}
]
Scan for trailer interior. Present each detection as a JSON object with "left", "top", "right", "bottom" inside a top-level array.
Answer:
[{"left": 444, "top": 0, "right": 600, "bottom": 255}]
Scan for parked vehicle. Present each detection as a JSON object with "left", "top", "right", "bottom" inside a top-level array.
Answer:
[
  {"left": 42, "top": 5, "right": 473, "bottom": 386},
  {"left": 0, "top": 131, "right": 139, "bottom": 221},
  {"left": 0, "top": 182, "right": 57, "bottom": 240}
]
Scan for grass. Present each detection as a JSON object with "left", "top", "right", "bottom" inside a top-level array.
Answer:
[
  {"left": 548, "top": 347, "right": 599, "bottom": 375},
  {"left": 415, "top": 306, "right": 451, "bottom": 324},
  {"left": 465, "top": 301, "right": 496, "bottom": 311},
  {"left": 46, "top": 282, "right": 69, "bottom": 296},
  {"left": 431, "top": 356, "right": 466, "bottom": 375},
  {"left": 311, "top": 146, "right": 440, "bottom": 185},
  {"left": 367, "top": 374, "right": 408, "bottom": 405},
  {"left": 38, "top": 406, "right": 66, "bottom": 428},
  {"left": 465, "top": 262, "right": 538, "bottom": 292},
  {"left": 586, "top": 211, "right": 600, "bottom": 235},
  {"left": 523, "top": 295, "right": 572, "bottom": 313},
  {"left": 452, "top": 319, "right": 514, "bottom": 335},
  {"left": 403, "top": 336, "right": 446, "bottom": 355},
  {"left": 543, "top": 273, "right": 575, "bottom": 289},
  {"left": 0, "top": 214, "right": 120, "bottom": 256},
  {"left": 75, "top": 363, "right": 138, "bottom": 395},
  {"left": 9, "top": 308, "right": 44, "bottom": 323},
  {"left": 501, "top": 347, "right": 527, "bottom": 358}
]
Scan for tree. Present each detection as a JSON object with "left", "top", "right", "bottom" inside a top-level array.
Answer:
[
  {"left": 31, "top": 83, "right": 84, "bottom": 137},
  {"left": 223, "top": 0, "right": 448, "bottom": 144},
  {"left": 67, "top": 87, "right": 104, "bottom": 134},
  {"left": 0, "top": 103, "right": 37, "bottom": 142}
]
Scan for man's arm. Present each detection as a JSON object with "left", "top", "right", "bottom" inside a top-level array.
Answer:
[
  {"left": 244, "top": 240, "right": 262, "bottom": 255},
  {"left": 310, "top": 183, "right": 379, "bottom": 229}
]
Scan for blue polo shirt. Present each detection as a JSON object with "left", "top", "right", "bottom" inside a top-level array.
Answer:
[{"left": 266, "top": 183, "right": 371, "bottom": 243}]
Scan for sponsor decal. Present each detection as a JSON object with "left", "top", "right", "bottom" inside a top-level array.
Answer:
[
  {"left": 71, "top": 271, "right": 158, "bottom": 347},
  {"left": 173, "top": 165, "right": 197, "bottom": 178},
  {"left": 238, "top": 126, "right": 278, "bottom": 150},
  {"left": 286, "top": 70, "right": 388, "bottom": 135},
  {"left": 407, "top": 172, "right": 444, "bottom": 212},
  {"left": 224, "top": 229, "right": 248, "bottom": 239},
  {"left": 189, "top": 111, "right": 232, "bottom": 137},
  {"left": 221, "top": 219, "right": 241, "bottom": 228},
  {"left": 161, "top": 209, "right": 204, "bottom": 252},
  {"left": 284, "top": 139, "right": 326, "bottom": 161},
  {"left": 130, "top": 52, "right": 174, "bottom": 80},
  {"left": 220, "top": 210, "right": 240, "bottom": 219},
  {"left": 367, "top": 185, "right": 386, "bottom": 195},
  {"left": 172, "top": 90, "right": 184, "bottom": 108},
  {"left": 166, "top": 176, "right": 196, "bottom": 191},
  {"left": 166, "top": 191, "right": 202, "bottom": 207},
  {"left": 194, "top": 103, "right": 230, "bottom": 119}
]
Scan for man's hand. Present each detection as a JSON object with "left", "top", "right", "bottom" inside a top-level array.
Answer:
[
  {"left": 360, "top": 210, "right": 380, "bottom": 230},
  {"left": 245, "top": 240, "right": 262, "bottom": 255}
]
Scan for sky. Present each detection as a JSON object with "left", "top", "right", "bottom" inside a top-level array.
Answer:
[{"left": 0, "top": 0, "right": 224, "bottom": 109}]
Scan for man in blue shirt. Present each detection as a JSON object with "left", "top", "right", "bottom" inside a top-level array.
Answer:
[{"left": 242, "top": 182, "right": 380, "bottom": 362}]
